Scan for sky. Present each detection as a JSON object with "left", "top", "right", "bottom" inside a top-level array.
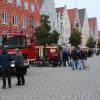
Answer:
[{"left": 55, "top": 0, "right": 100, "bottom": 30}]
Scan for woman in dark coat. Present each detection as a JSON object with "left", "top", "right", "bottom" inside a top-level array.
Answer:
[{"left": 0, "top": 48, "right": 12, "bottom": 89}]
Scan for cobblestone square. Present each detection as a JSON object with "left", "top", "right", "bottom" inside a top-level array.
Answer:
[{"left": 0, "top": 55, "right": 100, "bottom": 100}]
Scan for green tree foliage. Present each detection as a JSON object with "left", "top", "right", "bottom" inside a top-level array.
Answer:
[
  {"left": 86, "top": 36, "right": 96, "bottom": 48},
  {"left": 48, "top": 30, "right": 60, "bottom": 45},
  {"left": 69, "top": 28, "right": 81, "bottom": 48},
  {"left": 35, "top": 15, "right": 51, "bottom": 45},
  {"left": 35, "top": 15, "right": 60, "bottom": 61},
  {"left": 35, "top": 14, "right": 59, "bottom": 45}
]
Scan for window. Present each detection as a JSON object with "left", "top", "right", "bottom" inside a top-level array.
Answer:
[
  {"left": 0, "top": 36, "right": 26, "bottom": 48},
  {"left": 60, "top": 13, "right": 63, "bottom": 20},
  {"left": 24, "top": 1, "right": 28, "bottom": 10},
  {"left": 1, "top": 12, "right": 8, "bottom": 24},
  {"left": 16, "top": 0, "right": 21, "bottom": 7},
  {"left": 7, "top": 0, "right": 13, "bottom": 4},
  {"left": 22, "top": 18, "right": 26, "bottom": 28},
  {"left": 76, "top": 22, "right": 79, "bottom": 27},
  {"left": 12, "top": 15, "right": 17, "bottom": 26},
  {"left": 29, "top": 17, "right": 33, "bottom": 27},
  {"left": 31, "top": 4, "right": 35, "bottom": 12}
]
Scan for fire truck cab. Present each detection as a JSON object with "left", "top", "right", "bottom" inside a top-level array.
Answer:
[{"left": 0, "top": 33, "right": 36, "bottom": 74}]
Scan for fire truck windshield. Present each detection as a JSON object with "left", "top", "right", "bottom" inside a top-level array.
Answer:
[{"left": 0, "top": 36, "right": 26, "bottom": 48}]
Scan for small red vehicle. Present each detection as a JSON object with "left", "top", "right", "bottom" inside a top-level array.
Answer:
[{"left": 35, "top": 45, "right": 59, "bottom": 63}]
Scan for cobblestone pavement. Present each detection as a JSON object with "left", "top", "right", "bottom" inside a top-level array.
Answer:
[{"left": 0, "top": 55, "right": 100, "bottom": 100}]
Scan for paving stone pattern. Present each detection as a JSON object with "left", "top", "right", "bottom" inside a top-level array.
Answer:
[{"left": 0, "top": 55, "right": 100, "bottom": 100}]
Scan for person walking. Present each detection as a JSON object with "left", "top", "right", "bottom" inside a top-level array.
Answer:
[
  {"left": 71, "top": 47, "right": 79, "bottom": 70},
  {"left": 62, "top": 48, "right": 70, "bottom": 67},
  {"left": 79, "top": 48, "right": 87, "bottom": 69},
  {"left": 0, "top": 48, "right": 12, "bottom": 89},
  {"left": 15, "top": 48, "right": 25, "bottom": 86}
]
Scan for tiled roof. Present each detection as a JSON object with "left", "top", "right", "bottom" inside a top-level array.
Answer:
[
  {"left": 88, "top": 17, "right": 97, "bottom": 27},
  {"left": 56, "top": 7, "right": 64, "bottom": 13},
  {"left": 67, "top": 8, "right": 78, "bottom": 25},
  {"left": 78, "top": 8, "right": 85, "bottom": 27}
]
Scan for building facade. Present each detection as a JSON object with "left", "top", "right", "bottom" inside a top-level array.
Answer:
[
  {"left": 56, "top": 7, "right": 71, "bottom": 46},
  {"left": 0, "top": 0, "right": 41, "bottom": 36},
  {"left": 78, "top": 8, "right": 90, "bottom": 46},
  {"left": 67, "top": 8, "right": 81, "bottom": 30},
  {"left": 40, "top": 0, "right": 57, "bottom": 31},
  {"left": 88, "top": 17, "right": 98, "bottom": 42}
]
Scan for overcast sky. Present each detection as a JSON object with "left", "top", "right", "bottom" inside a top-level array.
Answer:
[{"left": 55, "top": 0, "right": 100, "bottom": 30}]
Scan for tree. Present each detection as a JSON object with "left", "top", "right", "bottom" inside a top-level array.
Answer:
[
  {"left": 48, "top": 30, "right": 60, "bottom": 45},
  {"left": 35, "top": 15, "right": 59, "bottom": 61},
  {"left": 35, "top": 15, "right": 51, "bottom": 45},
  {"left": 86, "top": 36, "right": 96, "bottom": 48},
  {"left": 35, "top": 15, "right": 59, "bottom": 45},
  {"left": 69, "top": 28, "right": 81, "bottom": 48}
]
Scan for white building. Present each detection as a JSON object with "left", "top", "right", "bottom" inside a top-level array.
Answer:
[
  {"left": 56, "top": 7, "right": 71, "bottom": 46},
  {"left": 40, "top": 0, "right": 57, "bottom": 31},
  {"left": 78, "top": 8, "right": 90, "bottom": 46}
]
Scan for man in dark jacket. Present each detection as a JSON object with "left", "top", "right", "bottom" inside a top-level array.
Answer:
[
  {"left": 15, "top": 48, "right": 25, "bottom": 85},
  {"left": 71, "top": 48, "right": 79, "bottom": 70},
  {"left": 62, "top": 49, "right": 70, "bottom": 67},
  {"left": 0, "top": 48, "right": 12, "bottom": 89}
]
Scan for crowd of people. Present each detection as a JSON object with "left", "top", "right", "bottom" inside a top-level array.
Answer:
[
  {"left": 0, "top": 48, "right": 25, "bottom": 89},
  {"left": 52, "top": 47, "right": 92, "bottom": 70},
  {"left": 0, "top": 46, "right": 93, "bottom": 89}
]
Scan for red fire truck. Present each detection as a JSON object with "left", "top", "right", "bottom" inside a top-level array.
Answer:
[
  {"left": 0, "top": 32, "right": 59, "bottom": 73},
  {"left": 0, "top": 33, "right": 36, "bottom": 74}
]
